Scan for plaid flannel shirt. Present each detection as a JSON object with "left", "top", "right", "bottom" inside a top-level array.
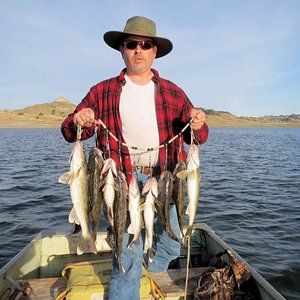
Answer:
[{"left": 61, "top": 68, "right": 208, "bottom": 183}]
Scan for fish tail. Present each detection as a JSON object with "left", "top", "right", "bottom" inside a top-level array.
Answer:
[
  {"left": 77, "top": 235, "right": 97, "bottom": 255},
  {"left": 148, "top": 249, "right": 155, "bottom": 263},
  {"left": 143, "top": 239, "right": 150, "bottom": 254},
  {"left": 184, "top": 225, "right": 193, "bottom": 241},
  {"left": 127, "top": 237, "right": 140, "bottom": 249},
  {"left": 119, "top": 260, "right": 125, "bottom": 273},
  {"left": 115, "top": 252, "right": 125, "bottom": 273},
  {"left": 91, "top": 230, "right": 97, "bottom": 242}
]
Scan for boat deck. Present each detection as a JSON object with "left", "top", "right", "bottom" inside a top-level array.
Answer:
[{"left": 9, "top": 267, "right": 211, "bottom": 299}]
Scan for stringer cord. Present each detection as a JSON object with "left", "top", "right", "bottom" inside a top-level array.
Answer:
[
  {"left": 184, "top": 236, "right": 191, "bottom": 300},
  {"left": 96, "top": 117, "right": 194, "bottom": 154}
]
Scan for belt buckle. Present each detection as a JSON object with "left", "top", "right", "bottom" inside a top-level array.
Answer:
[
  {"left": 141, "top": 166, "right": 151, "bottom": 176},
  {"left": 134, "top": 166, "right": 150, "bottom": 176}
]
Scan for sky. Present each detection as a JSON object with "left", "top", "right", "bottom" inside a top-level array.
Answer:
[{"left": 1, "top": 1, "right": 300, "bottom": 117}]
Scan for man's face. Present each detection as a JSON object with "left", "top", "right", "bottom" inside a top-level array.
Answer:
[{"left": 120, "top": 35, "right": 157, "bottom": 75}]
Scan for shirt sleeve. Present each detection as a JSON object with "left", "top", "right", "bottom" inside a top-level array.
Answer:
[
  {"left": 193, "top": 122, "right": 209, "bottom": 144},
  {"left": 61, "top": 90, "right": 96, "bottom": 142},
  {"left": 178, "top": 87, "right": 209, "bottom": 145}
]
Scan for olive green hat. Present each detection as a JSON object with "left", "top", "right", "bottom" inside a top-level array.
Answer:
[{"left": 103, "top": 16, "right": 173, "bottom": 58}]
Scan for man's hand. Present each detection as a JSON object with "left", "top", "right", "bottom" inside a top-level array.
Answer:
[
  {"left": 189, "top": 108, "right": 206, "bottom": 130},
  {"left": 73, "top": 108, "right": 95, "bottom": 128}
]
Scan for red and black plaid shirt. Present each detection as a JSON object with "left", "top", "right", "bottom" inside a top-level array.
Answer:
[{"left": 61, "top": 68, "right": 208, "bottom": 183}]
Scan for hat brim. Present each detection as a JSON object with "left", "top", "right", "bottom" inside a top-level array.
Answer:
[{"left": 103, "top": 31, "right": 173, "bottom": 59}]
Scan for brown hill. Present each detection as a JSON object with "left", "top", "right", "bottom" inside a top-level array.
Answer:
[
  {"left": 202, "top": 108, "right": 300, "bottom": 127},
  {"left": 0, "top": 97, "right": 75, "bottom": 128},
  {"left": 0, "top": 99, "right": 299, "bottom": 128}
]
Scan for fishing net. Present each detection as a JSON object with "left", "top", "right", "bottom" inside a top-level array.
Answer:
[{"left": 194, "top": 250, "right": 260, "bottom": 300}]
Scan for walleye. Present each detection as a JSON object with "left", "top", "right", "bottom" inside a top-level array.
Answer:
[
  {"left": 59, "top": 140, "right": 97, "bottom": 255},
  {"left": 157, "top": 171, "right": 180, "bottom": 243},
  {"left": 113, "top": 171, "right": 128, "bottom": 273},
  {"left": 177, "top": 144, "right": 201, "bottom": 240},
  {"left": 88, "top": 147, "right": 104, "bottom": 241},
  {"left": 127, "top": 176, "right": 143, "bottom": 249},
  {"left": 100, "top": 158, "right": 117, "bottom": 230},
  {"left": 141, "top": 177, "right": 158, "bottom": 262},
  {"left": 172, "top": 160, "right": 187, "bottom": 238}
]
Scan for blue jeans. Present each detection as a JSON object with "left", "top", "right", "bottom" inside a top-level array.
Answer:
[{"left": 108, "top": 204, "right": 181, "bottom": 300}]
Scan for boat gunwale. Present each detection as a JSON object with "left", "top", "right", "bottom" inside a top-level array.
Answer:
[
  {"left": 193, "top": 224, "right": 286, "bottom": 300},
  {"left": 0, "top": 224, "right": 286, "bottom": 300}
]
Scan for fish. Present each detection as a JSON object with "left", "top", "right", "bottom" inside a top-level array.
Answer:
[
  {"left": 127, "top": 176, "right": 143, "bottom": 249},
  {"left": 157, "top": 171, "right": 180, "bottom": 243},
  {"left": 177, "top": 144, "right": 201, "bottom": 240},
  {"left": 113, "top": 170, "right": 128, "bottom": 273},
  {"left": 141, "top": 177, "right": 158, "bottom": 262},
  {"left": 172, "top": 160, "right": 187, "bottom": 238},
  {"left": 87, "top": 147, "right": 104, "bottom": 241},
  {"left": 100, "top": 158, "right": 117, "bottom": 230},
  {"left": 58, "top": 140, "right": 97, "bottom": 255}
]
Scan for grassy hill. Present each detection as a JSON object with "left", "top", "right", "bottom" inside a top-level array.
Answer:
[
  {"left": 0, "top": 98, "right": 299, "bottom": 128},
  {"left": 203, "top": 108, "right": 300, "bottom": 127},
  {"left": 0, "top": 97, "right": 76, "bottom": 128}
]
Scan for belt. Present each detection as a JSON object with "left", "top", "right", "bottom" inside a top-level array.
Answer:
[{"left": 134, "top": 166, "right": 161, "bottom": 176}]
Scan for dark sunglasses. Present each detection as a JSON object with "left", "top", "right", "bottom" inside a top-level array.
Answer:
[{"left": 123, "top": 40, "right": 156, "bottom": 50}]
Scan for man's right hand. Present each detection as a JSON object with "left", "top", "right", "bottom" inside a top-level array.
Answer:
[{"left": 73, "top": 108, "right": 95, "bottom": 127}]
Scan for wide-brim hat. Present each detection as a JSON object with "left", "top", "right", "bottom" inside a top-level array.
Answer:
[{"left": 103, "top": 16, "right": 173, "bottom": 59}]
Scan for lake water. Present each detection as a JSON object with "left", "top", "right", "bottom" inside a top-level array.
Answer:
[{"left": 0, "top": 127, "right": 299, "bottom": 299}]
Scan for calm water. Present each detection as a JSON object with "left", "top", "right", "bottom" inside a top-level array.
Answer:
[{"left": 0, "top": 127, "right": 299, "bottom": 299}]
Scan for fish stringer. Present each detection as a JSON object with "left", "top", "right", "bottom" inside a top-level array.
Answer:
[
  {"left": 76, "top": 124, "right": 82, "bottom": 141},
  {"left": 184, "top": 122, "right": 196, "bottom": 300}
]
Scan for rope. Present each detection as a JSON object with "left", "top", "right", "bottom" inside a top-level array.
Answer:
[
  {"left": 96, "top": 117, "right": 193, "bottom": 154},
  {"left": 184, "top": 236, "right": 191, "bottom": 300}
]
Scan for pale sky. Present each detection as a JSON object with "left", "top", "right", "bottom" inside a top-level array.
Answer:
[{"left": 1, "top": 0, "right": 299, "bottom": 117}]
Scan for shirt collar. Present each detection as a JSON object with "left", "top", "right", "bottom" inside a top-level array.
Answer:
[{"left": 118, "top": 68, "right": 160, "bottom": 85}]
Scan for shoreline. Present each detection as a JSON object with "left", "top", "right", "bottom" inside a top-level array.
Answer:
[{"left": 1, "top": 121, "right": 299, "bottom": 129}]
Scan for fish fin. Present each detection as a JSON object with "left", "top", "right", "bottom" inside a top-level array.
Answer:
[
  {"left": 71, "top": 223, "right": 82, "bottom": 235},
  {"left": 142, "top": 183, "right": 150, "bottom": 195},
  {"left": 68, "top": 207, "right": 80, "bottom": 224},
  {"left": 127, "top": 223, "right": 134, "bottom": 234},
  {"left": 151, "top": 203, "right": 157, "bottom": 213},
  {"left": 99, "top": 179, "right": 105, "bottom": 188},
  {"left": 154, "top": 198, "right": 162, "bottom": 208},
  {"left": 111, "top": 161, "right": 118, "bottom": 177},
  {"left": 138, "top": 202, "right": 145, "bottom": 211},
  {"left": 151, "top": 189, "right": 158, "bottom": 199},
  {"left": 148, "top": 249, "right": 155, "bottom": 263},
  {"left": 58, "top": 172, "right": 72, "bottom": 184},
  {"left": 113, "top": 183, "right": 119, "bottom": 191},
  {"left": 190, "top": 169, "right": 200, "bottom": 180},
  {"left": 77, "top": 234, "right": 97, "bottom": 255},
  {"left": 185, "top": 202, "right": 191, "bottom": 217},
  {"left": 127, "top": 237, "right": 140, "bottom": 249},
  {"left": 176, "top": 170, "right": 188, "bottom": 180},
  {"left": 100, "top": 160, "right": 110, "bottom": 176},
  {"left": 143, "top": 240, "right": 149, "bottom": 253},
  {"left": 106, "top": 208, "right": 114, "bottom": 228}
]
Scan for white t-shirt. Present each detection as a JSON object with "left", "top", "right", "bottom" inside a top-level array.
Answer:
[{"left": 119, "top": 75, "right": 159, "bottom": 166}]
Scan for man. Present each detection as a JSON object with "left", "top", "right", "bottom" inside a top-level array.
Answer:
[{"left": 61, "top": 16, "right": 208, "bottom": 300}]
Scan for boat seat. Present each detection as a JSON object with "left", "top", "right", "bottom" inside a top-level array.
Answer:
[
  {"left": 14, "top": 277, "right": 66, "bottom": 300},
  {"left": 11, "top": 267, "right": 211, "bottom": 299},
  {"left": 148, "top": 267, "right": 213, "bottom": 298}
]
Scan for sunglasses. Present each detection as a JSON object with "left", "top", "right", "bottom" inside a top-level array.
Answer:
[{"left": 123, "top": 40, "right": 156, "bottom": 50}]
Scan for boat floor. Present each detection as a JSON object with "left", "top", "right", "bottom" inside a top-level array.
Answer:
[{"left": 13, "top": 267, "right": 211, "bottom": 299}]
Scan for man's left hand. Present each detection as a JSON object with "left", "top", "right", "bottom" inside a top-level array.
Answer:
[{"left": 189, "top": 108, "right": 206, "bottom": 130}]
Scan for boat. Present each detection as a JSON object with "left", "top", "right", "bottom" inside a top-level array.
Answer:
[{"left": 0, "top": 223, "right": 285, "bottom": 300}]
